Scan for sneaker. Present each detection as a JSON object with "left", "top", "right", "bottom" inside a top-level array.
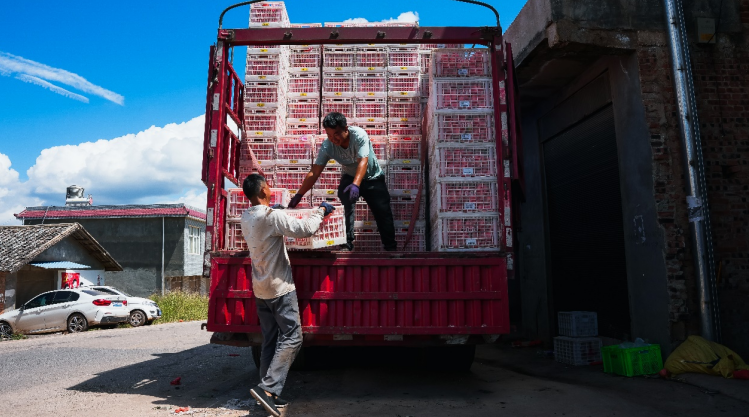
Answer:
[
  {"left": 256, "top": 396, "right": 288, "bottom": 409},
  {"left": 250, "top": 386, "right": 280, "bottom": 417}
]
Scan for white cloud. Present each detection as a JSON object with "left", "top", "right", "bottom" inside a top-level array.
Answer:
[
  {"left": 15, "top": 74, "right": 89, "bottom": 103},
  {"left": 342, "top": 17, "right": 370, "bottom": 24},
  {"left": 0, "top": 51, "right": 124, "bottom": 105},
  {"left": 342, "top": 11, "right": 419, "bottom": 25},
  {"left": 0, "top": 153, "right": 42, "bottom": 225}
]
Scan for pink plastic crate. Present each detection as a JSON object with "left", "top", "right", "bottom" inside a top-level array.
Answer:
[
  {"left": 388, "top": 97, "right": 421, "bottom": 120},
  {"left": 311, "top": 195, "right": 340, "bottom": 206},
  {"left": 388, "top": 135, "right": 421, "bottom": 164},
  {"left": 387, "top": 120, "right": 422, "bottom": 136},
  {"left": 275, "top": 166, "right": 312, "bottom": 197},
  {"left": 322, "top": 72, "right": 355, "bottom": 96},
  {"left": 313, "top": 166, "right": 343, "bottom": 196},
  {"left": 433, "top": 112, "right": 494, "bottom": 143},
  {"left": 245, "top": 80, "right": 284, "bottom": 107},
  {"left": 288, "top": 73, "right": 320, "bottom": 97},
  {"left": 322, "top": 97, "right": 354, "bottom": 119},
  {"left": 355, "top": 201, "right": 375, "bottom": 222},
  {"left": 420, "top": 77, "right": 430, "bottom": 96},
  {"left": 388, "top": 71, "right": 420, "bottom": 96},
  {"left": 351, "top": 118, "right": 387, "bottom": 136},
  {"left": 285, "top": 121, "right": 319, "bottom": 136},
  {"left": 434, "top": 145, "right": 497, "bottom": 178},
  {"left": 240, "top": 138, "right": 276, "bottom": 164},
  {"left": 227, "top": 188, "right": 291, "bottom": 218},
  {"left": 355, "top": 71, "right": 388, "bottom": 97},
  {"left": 287, "top": 98, "right": 320, "bottom": 120},
  {"left": 238, "top": 166, "right": 275, "bottom": 187},
  {"left": 226, "top": 221, "right": 247, "bottom": 251},
  {"left": 289, "top": 49, "right": 321, "bottom": 72},
  {"left": 352, "top": 233, "right": 383, "bottom": 252},
  {"left": 355, "top": 97, "right": 387, "bottom": 119},
  {"left": 285, "top": 206, "right": 347, "bottom": 249},
  {"left": 419, "top": 43, "right": 465, "bottom": 50},
  {"left": 323, "top": 46, "right": 356, "bottom": 70},
  {"left": 433, "top": 79, "right": 493, "bottom": 110},
  {"left": 435, "top": 180, "right": 498, "bottom": 213},
  {"left": 435, "top": 215, "right": 500, "bottom": 250},
  {"left": 395, "top": 227, "right": 426, "bottom": 252},
  {"left": 388, "top": 46, "right": 419, "bottom": 68},
  {"left": 249, "top": 1, "right": 289, "bottom": 24},
  {"left": 433, "top": 49, "right": 491, "bottom": 78},
  {"left": 419, "top": 52, "right": 431, "bottom": 74},
  {"left": 246, "top": 54, "right": 285, "bottom": 77},
  {"left": 356, "top": 46, "right": 388, "bottom": 69},
  {"left": 370, "top": 136, "right": 388, "bottom": 161},
  {"left": 245, "top": 109, "right": 283, "bottom": 135},
  {"left": 391, "top": 196, "right": 425, "bottom": 223},
  {"left": 276, "top": 135, "right": 314, "bottom": 165},
  {"left": 388, "top": 165, "right": 422, "bottom": 196}
]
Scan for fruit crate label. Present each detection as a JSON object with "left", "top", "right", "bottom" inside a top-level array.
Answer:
[
  {"left": 464, "top": 202, "right": 477, "bottom": 210},
  {"left": 458, "top": 68, "right": 469, "bottom": 76},
  {"left": 465, "top": 238, "right": 478, "bottom": 246},
  {"left": 459, "top": 100, "right": 471, "bottom": 108},
  {"left": 462, "top": 167, "right": 474, "bottom": 175},
  {"left": 461, "top": 133, "right": 472, "bottom": 141}
]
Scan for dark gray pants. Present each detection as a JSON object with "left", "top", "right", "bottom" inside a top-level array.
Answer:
[
  {"left": 338, "top": 174, "right": 397, "bottom": 251},
  {"left": 256, "top": 290, "right": 302, "bottom": 396}
]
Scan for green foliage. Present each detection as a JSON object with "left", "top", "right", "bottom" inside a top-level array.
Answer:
[{"left": 149, "top": 292, "right": 208, "bottom": 324}]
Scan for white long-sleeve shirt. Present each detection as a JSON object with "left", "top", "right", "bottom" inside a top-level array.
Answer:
[{"left": 240, "top": 205, "right": 324, "bottom": 299}]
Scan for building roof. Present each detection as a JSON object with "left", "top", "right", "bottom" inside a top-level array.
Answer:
[
  {"left": 15, "top": 203, "right": 206, "bottom": 222},
  {"left": 0, "top": 223, "right": 123, "bottom": 273}
]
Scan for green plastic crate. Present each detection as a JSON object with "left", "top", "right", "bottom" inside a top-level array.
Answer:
[{"left": 602, "top": 344, "right": 663, "bottom": 377}]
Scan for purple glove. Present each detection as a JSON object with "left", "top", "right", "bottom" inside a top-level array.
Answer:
[
  {"left": 288, "top": 193, "right": 303, "bottom": 208},
  {"left": 343, "top": 184, "right": 360, "bottom": 202}
]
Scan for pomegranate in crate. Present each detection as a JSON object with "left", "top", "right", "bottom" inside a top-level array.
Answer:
[
  {"left": 275, "top": 166, "right": 312, "bottom": 205},
  {"left": 388, "top": 120, "right": 421, "bottom": 136},
  {"left": 226, "top": 222, "right": 247, "bottom": 251},
  {"left": 227, "top": 188, "right": 291, "bottom": 218},
  {"left": 249, "top": 1, "right": 289, "bottom": 25},
  {"left": 387, "top": 70, "right": 420, "bottom": 97},
  {"left": 350, "top": 118, "right": 387, "bottom": 136},
  {"left": 388, "top": 97, "right": 421, "bottom": 120},
  {"left": 287, "top": 98, "right": 320, "bottom": 121},
  {"left": 246, "top": 54, "right": 286, "bottom": 77},
  {"left": 289, "top": 48, "right": 321, "bottom": 73},
  {"left": 240, "top": 138, "right": 276, "bottom": 166},
  {"left": 432, "top": 49, "right": 491, "bottom": 78},
  {"left": 355, "top": 71, "right": 388, "bottom": 97},
  {"left": 433, "top": 79, "right": 493, "bottom": 110},
  {"left": 276, "top": 135, "right": 314, "bottom": 165},
  {"left": 323, "top": 46, "right": 356, "bottom": 71},
  {"left": 285, "top": 121, "right": 319, "bottom": 136},
  {"left": 355, "top": 97, "right": 387, "bottom": 119},
  {"left": 433, "top": 112, "right": 494, "bottom": 143},
  {"left": 419, "top": 51, "right": 432, "bottom": 74},
  {"left": 322, "top": 97, "right": 354, "bottom": 119},
  {"left": 387, "top": 46, "right": 419, "bottom": 69},
  {"left": 322, "top": 72, "right": 355, "bottom": 96},
  {"left": 389, "top": 135, "right": 421, "bottom": 164},
  {"left": 356, "top": 46, "right": 388, "bottom": 70},
  {"left": 388, "top": 165, "right": 422, "bottom": 196},
  {"left": 352, "top": 232, "right": 384, "bottom": 252},
  {"left": 245, "top": 109, "right": 283, "bottom": 136},
  {"left": 288, "top": 73, "right": 320, "bottom": 98},
  {"left": 395, "top": 225, "right": 426, "bottom": 251},
  {"left": 245, "top": 80, "right": 285, "bottom": 108},
  {"left": 369, "top": 136, "right": 389, "bottom": 163},
  {"left": 419, "top": 43, "right": 465, "bottom": 50},
  {"left": 435, "top": 180, "right": 498, "bottom": 213},
  {"left": 238, "top": 166, "right": 275, "bottom": 187},
  {"left": 312, "top": 166, "right": 343, "bottom": 196},
  {"left": 434, "top": 215, "right": 500, "bottom": 251},
  {"left": 355, "top": 201, "right": 376, "bottom": 222},
  {"left": 433, "top": 145, "right": 497, "bottom": 178},
  {"left": 284, "top": 206, "right": 347, "bottom": 250},
  {"left": 390, "top": 196, "right": 425, "bottom": 223}
]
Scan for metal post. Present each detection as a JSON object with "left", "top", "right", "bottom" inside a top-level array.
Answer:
[{"left": 663, "top": 0, "right": 720, "bottom": 341}]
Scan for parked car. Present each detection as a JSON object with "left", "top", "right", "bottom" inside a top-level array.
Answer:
[
  {"left": 86, "top": 286, "right": 162, "bottom": 327},
  {"left": 0, "top": 289, "right": 129, "bottom": 337}
]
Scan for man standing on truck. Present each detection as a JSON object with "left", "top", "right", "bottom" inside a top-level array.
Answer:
[
  {"left": 241, "top": 173, "right": 335, "bottom": 417},
  {"left": 287, "top": 112, "right": 397, "bottom": 251}
]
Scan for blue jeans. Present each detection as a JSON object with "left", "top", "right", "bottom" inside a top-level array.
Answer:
[{"left": 256, "top": 290, "right": 302, "bottom": 396}]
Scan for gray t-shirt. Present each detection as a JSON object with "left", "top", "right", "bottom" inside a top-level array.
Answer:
[{"left": 314, "top": 126, "right": 384, "bottom": 180}]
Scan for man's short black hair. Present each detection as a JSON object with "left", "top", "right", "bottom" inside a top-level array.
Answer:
[
  {"left": 242, "top": 173, "right": 266, "bottom": 200},
  {"left": 322, "top": 112, "right": 348, "bottom": 129}
]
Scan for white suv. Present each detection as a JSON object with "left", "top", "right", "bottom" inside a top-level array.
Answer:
[{"left": 88, "top": 286, "right": 162, "bottom": 327}]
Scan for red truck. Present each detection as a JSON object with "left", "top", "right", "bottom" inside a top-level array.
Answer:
[{"left": 202, "top": 1, "right": 524, "bottom": 370}]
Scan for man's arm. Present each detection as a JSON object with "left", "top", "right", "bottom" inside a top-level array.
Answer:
[
  {"left": 270, "top": 207, "right": 325, "bottom": 238},
  {"left": 352, "top": 157, "right": 368, "bottom": 187},
  {"left": 296, "top": 164, "right": 325, "bottom": 196}
]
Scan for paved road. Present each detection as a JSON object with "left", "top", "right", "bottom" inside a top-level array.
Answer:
[{"left": 0, "top": 322, "right": 746, "bottom": 416}]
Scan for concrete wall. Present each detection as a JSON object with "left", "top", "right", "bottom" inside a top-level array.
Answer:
[{"left": 183, "top": 218, "right": 205, "bottom": 277}]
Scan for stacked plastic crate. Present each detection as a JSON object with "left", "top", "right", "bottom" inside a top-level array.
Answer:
[
  {"left": 418, "top": 43, "right": 464, "bottom": 111},
  {"left": 428, "top": 49, "right": 501, "bottom": 251},
  {"left": 554, "top": 311, "right": 602, "bottom": 366}
]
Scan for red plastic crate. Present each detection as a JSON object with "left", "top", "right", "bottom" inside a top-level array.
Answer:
[
  {"left": 388, "top": 71, "right": 420, "bottom": 97},
  {"left": 433, "top": 145, "right": 497, "bottom": 178},
  {"left": 387, "top": 119, "right": 422, "bottom": 136},
  {"left": 276, "top": 135, "right": 314, "bottom": 165},
  {"left": 356, "top": 46, "right": 388, "bottom": 70},
  {"left": 285, "top": 206, "right": 347, "bottom": 250},
  {"left": 322, "top": 72, "right": 355, "bottom": 96},
  {"left": 322, "top": 97, "right": 354, "bottom": 119},
  {"left": 433, "top": 179, "right": 498, "bottom": 213},
  {"left": 225, "top": 221, "right": 247, "bottom": 251},
  {"left": 390, "top": 196, "right": 425, "bottom": 223},
  {"left": 249, "top": 1, "right": 289, "bottom": 25},
  {"left": 285, "top": 121, "right": 319, "bottom": 136},
  {"left": 432, "top": 79, "right": 493, "bottom": 110},
  {"left": 434, "top": 215, "right": 500, "bottom": 251},
  {"left": 240, "top": 138, "right": 276, "bottom": 165},
  {"left": 312, "top": 166, "right": 343, "bottom": 196},
  {"left": 388, "top": 165, "right": 422, "bottom": 196},
  {"left": 432, "top": 49, "right": 491, "bottom": 78},
  {"left": 355, "top": 97, "right": 387, "bottom": 119},
  {"left": 355, "top": 71, "right": 388, "bottom": 97},
  {"left": 289, "top": 49, "right": 321, "bottom": 73},
  {"left": 387, "top": 46, "right": 419, "bottom": 69},
  {"left": 388, "top": 135, "right": 421, "bottom": 164},
  {"left": 323, "top": 46, "right": 356, "bottom": 70},
  {"left": 388, "top": 97, "right": 421, "bottom": 120},
  {"left": 432, "top": 112, "right": 494, "bottom": 143},
  {"left": 350, "top": 118, "right": 388, "bottom": 136},
  {"left": 287, "top": 98, "right": 320, "bottom": 120},
  {"left": 245, "top": 80, "right": 285, "bottom": 108},
  {"left": 246, "top": 54, "right": 286, "bottom": 77},
  {"left": 288, "top": 73, "right": 320, "bottom": 97}
]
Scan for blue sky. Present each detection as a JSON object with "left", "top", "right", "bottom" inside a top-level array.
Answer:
[{"left": 0, "top": 0, "right": 524, "bottom": 223}]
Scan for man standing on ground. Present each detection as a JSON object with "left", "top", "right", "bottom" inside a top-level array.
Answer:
[
  {"left": 241, "top": 173, "right": 335, "bottom": 417},
  {"left": 287, "top": 112, "right": 397, "bottom": 251}
]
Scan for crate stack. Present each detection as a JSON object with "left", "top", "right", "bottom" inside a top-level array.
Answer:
[
  {"left": 554, "top": 311, "right": 602, "bottom": 366},
  {"left": 418, "top": 43, "right": 464, "bottom": 109},
  {"left": 427, "top": 49, "right": 500, "bottom": 251},
  {"left": 225, "top": 188, "right": 292, "bottom": 250}
]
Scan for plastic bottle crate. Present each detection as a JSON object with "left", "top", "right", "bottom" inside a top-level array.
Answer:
[
  {"left": 227, "top": 188, "right": 290, "bottom": 218},
  {"left": 387, "top": 71, "right": 421, "bottom": 97},
  {"left": 554, "top": 336, "right": 602, "bottom": 366},
  {"left": 355, "top": 46, "right": 388, "bottom": 70},
  {"left": 350, "top": 118, "right": 388, "bottom": 136},
  {"left": 432, "top": 214, "right": 500, "bottom": 251},
  {"left": 249, "top": 1, "right": 289, "bottom": 25},
  {"left": 276, "top": 135, "right": 314, "bottom": 165},
  {"left": 602, "top": 344, "right": 663, "bottom": 377},
  {"left": 432, "top": 179, "right": 498, "bottom": 214},
  {"left": 322, "top": 97, "right": 355, "bottom": 119},
  {"left": 287, "top": 73, "right": 320, "bottom": 98},
  {"left": 240, "top": 138, "right": 276, "bottom": 166},
  {"left": 388, "top": 165, "right": 422, "bottom": 196},
  {"left": 284, "top": 206, "right": 347, "bottom": 249},
  {"left": 432, "top": 144, "right": 497, "bottom": 178},
  {"left": 312, "top": 166, "right": 343, "bottom": 196},
  {"left": 287, "top": 98, "right": 320, "bottom": 120},
  {"left": 355, "top": 97, "right": 388, "bottom": 119},
  {"left": 387, "top": 97, "right": 421, "bottom": 120},
  {"left": 289, "top": 49, "right": 321, "bottom": 73},
  {"left": 557, "top": 311, "right": 598, "bottom": 337},
  {"left": 432, "top": 49, "right": 491, "bottom": 78},
  {"left": 355, "top": 71, "right": 388, "bottom": 97},
  {"left": 388, "top": 135, "right": 421, "bottom": 164},
  {"left": 225, "top": 221, "right": 247, "bottom": 251},
  {"left": 387, "top": 46, "right": 420, "bottom": 69},
  {"left": 352, "top": 232, "right": 383, "bottom": 252},
  {"left": 391, "top": 196, "right": 425, "bottom": 224},
  {"left": 246, "top": 54, "right": 288, "bottom": 78},
  {"left": 432, "top": 79, "right": 493, "bottom": 110},
  {"left": 387, "top": 119, "right": 422, "bottom": 136},
  {"left": 323, "top": 46, "right": 356, "bottom": 71},
  {"left": 245, "top": 80, "right": 286, "bottom": 108},
  {"left": 431, "top": 111, "right": 495, "bottom": 143},
  {"left": 245, "top": 109, "right": 285, "bottom": 136},
  {"left": 322, "top": 72, "right": 356, "bottom": 97},
  {"left": 285, "top": 121, "right": 319, "bottom": 136}
]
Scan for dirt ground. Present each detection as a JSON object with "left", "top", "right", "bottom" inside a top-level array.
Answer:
[{"left": 0, "top": 322, "right": 746, "bottom": 416}]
